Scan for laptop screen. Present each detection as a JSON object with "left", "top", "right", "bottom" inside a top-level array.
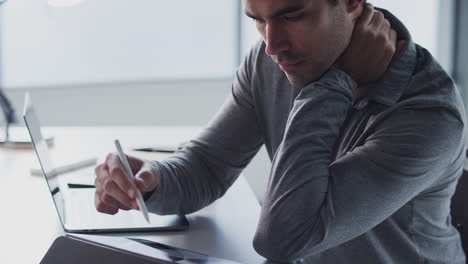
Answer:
[
  {"left": 22, "top": 93, "right": 189, "bottom": 233},
  {"left": 23, "top": 93, "right": 66, "bottom": 226}
]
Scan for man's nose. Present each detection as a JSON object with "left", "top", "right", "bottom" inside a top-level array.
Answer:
[{"left": 264, "top": 22, "right": 290, "bottom": 56}]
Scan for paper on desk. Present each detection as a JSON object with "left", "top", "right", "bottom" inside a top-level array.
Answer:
[{"left": 30, "top": 157, "right": 98, "bottom": 177}]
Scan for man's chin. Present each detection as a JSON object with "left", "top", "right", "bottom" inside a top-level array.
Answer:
[
  {"left": 284, "top": 66, "right": 330, "bottom": 88},
  {"left": 285, "top": 72, "right": 317, "bottom": 88}
]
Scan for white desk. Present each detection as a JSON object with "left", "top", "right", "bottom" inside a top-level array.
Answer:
[{"left": 0, "top": 127, "right": 266, "bottom": 263}]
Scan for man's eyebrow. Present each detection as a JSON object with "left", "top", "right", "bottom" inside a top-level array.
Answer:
[{"left": 245, "top": 5, "right": 305, "bottom": 20}]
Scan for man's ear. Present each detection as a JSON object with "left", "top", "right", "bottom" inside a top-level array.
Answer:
[{"left": 345, "top": 0, "right": 365, "bottom": 21}]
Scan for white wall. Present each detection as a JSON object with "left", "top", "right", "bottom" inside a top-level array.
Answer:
[
  {"left": 0, "top": 0, "right": 237, "bottom": 88},
  {"left": 370, "top": 0, "right": 440, "bottom": 57}
]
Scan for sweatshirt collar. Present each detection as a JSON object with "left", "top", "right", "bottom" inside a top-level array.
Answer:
[{"left": 354, "top": 8, "right": 417, "bottom": 110}]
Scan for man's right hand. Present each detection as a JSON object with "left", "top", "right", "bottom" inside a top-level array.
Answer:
[{"left": 94, "top": 153, "right": 160, "bottom": 215}]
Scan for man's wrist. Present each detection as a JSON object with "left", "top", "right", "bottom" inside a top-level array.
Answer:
[{"left": 319, "top": 67, "right": 358, "bottom": 91}]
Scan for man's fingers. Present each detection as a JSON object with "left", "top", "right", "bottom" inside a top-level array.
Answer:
[
  {"left": 386, "top": 29, "right": 397, "bottom": 57},
  {"left": 110, "top": 166, "right": 139, "bottom": 200},
  {"left": 95, "top": 193, "right": 119, "bottom": 214},
  {"left": 95, "top": 153, "right": 156, "bottom": 214},
  {"left": 380, "top": 19, "right": 391, "bottom": 36},
  {"left": 389, "top": 29, "right": 397, "bottom": 47},
  {"left": 106, "top": 152, "right": 128, "bottom": 175},
  {"left": 135, "top": 172, "right": 156, "bottom": 192},
  {"left": 107, "top": 153, "right": 139, "bottom": 200},
  {"left": 368, "top": 11, "right": 385, "bottom": 30},
  {"left": 135, "top": 178, "right": 147, "bottom": 193},
  {"left": 102, "top": 180, "right": 136, "bottom": 209},
  {"left": 96, "top": 189, "right": 134, "bottom": 212},
  {"left": 135, "top": 164, "right": 159, "bottom": 192},
  {"left": 356, "top": 3, "right": 374, "bottom": 27},
  {"left": 127, "top": 154, "right": 144, "bottom": 174},
  {"left": 95, "top": 156, "right": 138, "bottom": 213},
  {"left": 135, "top": 177, "right": 155, "bottom": 193},
  {"left": 376, "top": 28, "right": 397, "bottom": 69}
]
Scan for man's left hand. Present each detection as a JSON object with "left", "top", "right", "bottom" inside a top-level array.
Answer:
[{"left": 335, "top": 4, "right": 404, "bottom": 86}]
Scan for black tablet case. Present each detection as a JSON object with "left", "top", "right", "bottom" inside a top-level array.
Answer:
[{"left": 40, "top": 236, "right": 165, "bottom": 264}]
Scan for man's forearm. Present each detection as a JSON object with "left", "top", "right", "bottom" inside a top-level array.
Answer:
[
  {"left": 143, "top": 60, "right": 264, "bottom": 215},
  {"left": 253, "top": 68, "right": 357, "bottom": 262},
  {"left": 144, "top": 148, "right": 244, "bottom": 215}
]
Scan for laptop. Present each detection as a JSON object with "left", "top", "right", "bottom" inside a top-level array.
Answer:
[{"left": 23, "top": 93, "right": 189, "bottom": 233}]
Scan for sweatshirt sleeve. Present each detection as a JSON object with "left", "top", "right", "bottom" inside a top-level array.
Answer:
[
  {"left": 144, "top": 45, "right": 264, "bottom": 215},
  {"left": 253, "top": 68, "right": 465, "bottom": 262}
]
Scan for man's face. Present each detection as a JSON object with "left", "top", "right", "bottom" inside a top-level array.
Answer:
[{"left": 244, "top": 0, "right": 355, "bottom": 87}]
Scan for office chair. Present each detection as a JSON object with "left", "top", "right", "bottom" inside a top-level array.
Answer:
[{"left": 451, "top": 169, "right": 468, "bottom": 255}]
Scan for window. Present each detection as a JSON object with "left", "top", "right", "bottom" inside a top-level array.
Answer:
[
  {"left": 453, "top": 0, "right": 468, "bottom": 105},
  {"left": 0, "top": 0, "right": 238, "bottom": 88}
]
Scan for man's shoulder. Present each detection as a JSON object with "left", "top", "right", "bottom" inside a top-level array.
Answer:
[
  {"left": 243, "top": 39, "right": 282, "bottom": 78},
  {"left": 248, "top": 39, "right": 267, "bottom": 62},
  {"left": 399, "top": 45, "right": 465, "bottom": 121}
]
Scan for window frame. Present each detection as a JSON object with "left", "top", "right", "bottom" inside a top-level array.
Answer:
[{"left": 453, "top": 0, "right": 468, "bottom": 105}]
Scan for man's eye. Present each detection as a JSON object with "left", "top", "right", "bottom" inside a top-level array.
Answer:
[
  {"left": 284, "top": 14, "right": 303, "bottom": 22},
  {"left": 251, "top": 18, "right": 265, "bottom": 24}
]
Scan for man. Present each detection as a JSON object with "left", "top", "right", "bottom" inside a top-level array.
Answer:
[{"left": 95, "top": 0, "right": 466, "bottom": 263}]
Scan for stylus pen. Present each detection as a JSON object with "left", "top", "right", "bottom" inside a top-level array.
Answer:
[{"left": 114, "top": 139, "right": 151, "bottom": 224}]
